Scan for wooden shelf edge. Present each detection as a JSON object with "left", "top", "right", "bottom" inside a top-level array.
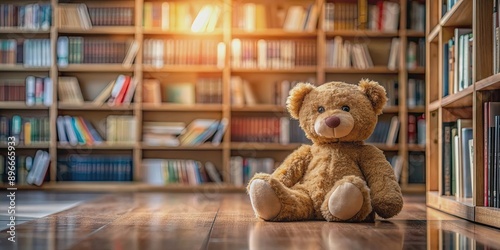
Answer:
[
  {"left": 231, "top": 105, "right": 286, "bottom": 112},
  {"left": 475, "top": 73, "right": 500, "bottom": 91},
  {"left": 233, "top": 29, "right": 317, "bottom": 37},
  {"left": 143, "top": 29, "right": 224, "bottom": 36},
  {"left": 325, "top": 66, "right": 397, "bottom": 74},
  {"left": 141, "top": 144, "right": 223, "bottom": 150},
  {"left": 0, "top": 65, "right": 50, "bottom": 71},
  {"left": 325, "top": 30, "right": 398, "bottom": 37},
  {"left": 427, "top": 25, "right": 440, "bottom": 43},
  {"left": 231, "top": 142, "right": 303, "bottom": 151},
  {"left": 142, "top": 104, "right": 223, "bottom": 111},
  {"left": 59, "top": 64, "right": 134, "bottom": 72},
  {"left": 143, "top": 65, "right": 222, "bottom": 73},
  {"left": 0, "top": 102, "right": 50, "bottom": 109},
  {"left": 0, "top": 143, "right": 50, "bottom": 149},
  {"left": 58, "top": 103, "right": 135, "bottom": 110},
  {"left": 2, "top": 183, "right": 246, "bottom": 192},
  {"left": 57, "top": 143, "right": 135, "bottom": 150},
  {"left": 441, "top": 85, "right": 474, "bottom": 108},
  {"left": 231, "top": 67, "right": 317, "bottom": 73},
  {"left": 426, "top": 191, "right": 475, "bottom": 221},
  {"left": 475, "top": 206, "right": 500, "bottom": 228},
  {"left": 58, "top": 26, "right": 136, "bottom": 34},
  {"left": 439, "top": 0, "right": 473, "bottom": 27}
]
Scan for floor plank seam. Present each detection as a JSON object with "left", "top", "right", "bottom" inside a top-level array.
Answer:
[{"left": 202, "top": 207, "right": 220, "bottom": 250}]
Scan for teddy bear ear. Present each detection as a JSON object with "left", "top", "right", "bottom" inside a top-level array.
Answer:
[
  {"left": 286, "top": 82, "right": 315, "bottom": 119},
  {"left": 358, "top": 79, "right": 387, "bottom": 115}
]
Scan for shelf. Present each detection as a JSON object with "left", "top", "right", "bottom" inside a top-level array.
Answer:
[
  {"left": 475, "top": 206, "right": 500, "bottom": 228},
  {"left": 428, "top": 100, "right": 440, "bottom": 111},
  {"left": 325, "top": 30, "right": 398, "bottom": 37},
  {"left": 475, "top": 72, "right": 500, "bottom": 91},
  {"left": 231, "top": 142, "right": 302, "bottom": 151},
  {"left": 0, "top": 143, "right": 50, "bottom": 149},
  {"left": 408, "top": 106, "right": 426, "bottom": 113},
  {"left": 427, "top": 25, "right": 440, "bottom": 43},
  {"left": 58, "top": 64, "right": 134, "bottom": 72},
  {"left": 408, "top": 144, "right": 426, "bottom": 151},
  {"left": 0, "top": 102, "right": 50, "bottom": 110},
  {"left": 141, "top": 144, "right": 223, "bottom": 150},
  {"left": 0, "top": 182, "right": 246, "bottom": 192},
  {"left": 57, "top": 143, "right": 135, "bottom": 150},
  {"left": 143, "top": 29, "right": 223, "bottom": 36},
  {"left": 58, "top": 103, "right": 135, "bottom": 111},
  {"left": 405, "top": 30, "right": 426, "bottom": 37},
  {"left": 382, "top": 106, "right": 399, "bottom": 113},
  {"left": 408, "top": 67, "right": 426, "bottom": 74},
  {"left": 325, "top": 66, "right": 398, "bottom": 74},
  {"left": 0, "top": 65, "right": 50, "bottom": 71},
  {"left": 58, "top": 26, "right": 136, "bottom": 34},
  {"left": 143, "top": 65, "right": 222, "bottom": 73},
  {"left": 441, "top": 85, "right": 474, "bottom": 108},
  {"left": 142, "top": 103, "right": 223, "bottom": 112},
  {"left": 231, "top": 67, "right": 317, "bottom": 73},
  {"left": 0, "top": 27, "right": 50, "bottom": 34},
  {"left": 440, "top": 0, "right": 473, "bottom": 27},
  {"left": 232, "top": 29, "right": 317, "bottom": 38},
  {"left": 427, "top": 191, "right": 475, "bottom": 221},
  {"left": 231, "top": 105, "right": 286, "bottom": 113}
]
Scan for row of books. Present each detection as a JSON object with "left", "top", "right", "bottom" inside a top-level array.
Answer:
[
  {"left": 232, "top": 3, "right": 318, "bottom": 32},
  {"left": 107, "top": 116, "right": 136, "bottom": 144},
  {"left": 0, "top": 4, "right": 51, "bottom": 30},
  {"left": 231, "top": 117, "right": 309, "bottom": 144},
  {"left": 143, "top": 3, "right": 221, "bottom": 32},
  {"left": 57, "top": 155, "right": 133, "bottom": 182},
  {"left": 408, "top": 113, "right": 426, "bottom": 146},
  {"left": 142, "top": 159, "right": 222, "bottom": 185},
  {"left": 442, "top": 28, "right": 473, "bottom": 97},
  {"left": 442, "top": 119, "right": 474, "bottom": 199},
  {"left": 323, "top": 1, "right": 399, "bottom": 32},
  {"left": 483, "top": 102, "right": 500, "bottom": 207},
  {"left": 407, "top": 78, "right": 425, "bottom": 108},
  {"left": 231, "top": 39, "right": 317, "bottom": 69},
  {"left": 0, "top": 76, "right": 52, "bottom": 106},
  {"left": 0, "top": 39, "right": 51, "bottom": 67},
  {"left": 230, "top": 156, "right": 275, "bottom": 186},
  {"left": 494, "top": 0, "right": 500, "bottom": 75},
  {"left": 57, "top": 36, "right": 132, "bottom": 65},
  {"left": 0, "top": 150, "right": 50, "bottom": 186},
  {"left": 0, "top": 116, "right": 50, "bottom": 145},
  {"left": 366, "top": 115, "right": 400, "bottom": 145},
  {"left": 142, "top": 78, "right": 222, "bottom": 105},
  {"left": 407, "top": 39, "right": 426, "bottom": 70},
  {"left": 408, "top": 152, "right": 426, "bottom": 184},
  {"left": 88, "top": 7, "right": 134, "bottom": 27},
  {"left": 143, "top": 39, "right": 224, "bottom": 68},
  {"left": 57, "top": 4, "right": 92, "bottom": 30},
  {"left": 325, "top": 37, "right": 373, "bottom": 69},
  {"left": 442, "top": 0, "right": 458, "bottom": 17},
  {"left": 380, "top": 80, "right": 399, "bottom": 107},
  {"left": 56, "top": 116, "right": 104, "bottom": 146},
  {"left": 58, "top": 75, "right": 137, "bottom": 106},
  {"left": 407, "top": 1, "right": 426, "bottom": 32}
]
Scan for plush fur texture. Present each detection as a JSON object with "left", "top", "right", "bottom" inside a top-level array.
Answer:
[{"left": 247, "top": 79, "right": 403, "bottom": 222}]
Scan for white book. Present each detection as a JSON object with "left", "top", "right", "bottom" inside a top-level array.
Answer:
[
  {"left": 56, "top": 116, "right": 68, "bottom": 145},
  {"left": 283, "top": 6, "right": 304, "bottom": 31},
  {"left": 191, "top": 5, "right": 213, "bottom": 32},
  {"left": 77, "top": 3, "right": 92, "bottom": 29},
  {"left": 231, "top": 39, "right": 242, "bottom": 68},
  {"left": 217, "top": 42, "right": 226, "bottom": 69},
  {"left": 92, "top": 80, "right": 115, "bottom": 105},
  {"left": 230, "top": 76, "right": 244, "bottom": 105},
  {"left": 206, "top": 5, "right": 221, "bottom": 32},
  {"left": 161, "top": 3, "right": 169, "bottom": 30},
  {"left": 205, "top": 161, "right": 222, "bottom": 183},
  {"left": 280, "top": 117, "right": 290, "bottom": 144},
  {"left": 386, "top": 116, "right": 400, "bottom": 146},
  {"left": 26, "top": 150, "right": 50, "bottom": 186},
  {"left": 242, "top": 80, "right": 257, "bottom": 105},
  {"left": 64, "top": 115, "right": 78, "bottom": 146},
  {"left": 230, "top": 156, "right": 244, "bottom": 186},
  {"left": 107, "top": 75, "right": 126, "bottom": 105},
  {"left": 211, "top": 118, "right": 228, "bottom": 146},
  {"left": 25, "top": 76, "right": 36, "bottom": 106},
  {"left": 388, "top": 38, "right": 400, "bottom": 70},
  {"left": 43, "top": 77, "right": 52, "bottom": 107},
  {"left": 305, "top": 5, "right": 318, "bottom": 32},
  {"left": 382, "top": 2, "right": 399, "bottom": 32},
  {"left": 122, "top": 40, "right": 139, "bottom": 68},
  {"left": 243, "top": 3, "right": 256, "bottom": 31},
  {"left": 257, "top": 39, "right": 267, "bottom": 69}
]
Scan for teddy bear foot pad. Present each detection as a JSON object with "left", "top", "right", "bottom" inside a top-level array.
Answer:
[
  {"left": 249, "top": 179, "right": 281, "bottom": 220},
  {"left": 328, "top": 182, "right": 363, "bottom": 220}
]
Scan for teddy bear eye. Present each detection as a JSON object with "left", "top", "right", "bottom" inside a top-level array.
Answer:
[
  {"left": 341, "top": 106, "right": 350, "bottom": 112},
  {"left": 317, "top": 106, "right": 325, "bottom": 113}
]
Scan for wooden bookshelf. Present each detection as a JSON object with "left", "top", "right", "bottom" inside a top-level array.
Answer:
[
  {"left": 0, "top": 0, "right": 427, "bottom": 194},
  {"left": 426, "top": 0, "right": 500, "bottom": 229}
]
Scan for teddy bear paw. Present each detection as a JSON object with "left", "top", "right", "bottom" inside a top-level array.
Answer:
[
  {"left": 328, "top": 182, "right": 364, "bottom": 220},
  {"left": 248, "top": 179, "right": 281, "bottom": 220}
]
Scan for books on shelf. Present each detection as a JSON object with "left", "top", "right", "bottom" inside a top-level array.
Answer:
[
  {"left": 379, "top": 80, "right": 399, "bottom": 107},
  {"left": 165, "top": 83, "right": 195, "bottom": 104},
  {"left": 366, "top": 115, "right": 400, "bottom": 145},
  {"left": 58, "top": 155, "right": 133, "bottom": 182},
  {"left": 408, "top": 113, "right": 426, "bottom": 146},
  {"left": 0, "top": 115, "right": 50, "bottom": 146},
  {"left": 106, "top": 115, "right": 136, "bottom": 144},
  {"left": 195, "top": 77, "right": 222, "bottom": 104},
  {"left": 443, "top": 28, "right": 473, "bottom": 96},
  {"left": 178, "top": 119, "right": 220, "bottom": 146},
  {"left": 368, "top": 1, "right": 400, "bottom": 32},
  {"left": 142, "top": 159, "right": 221, "bottom": 185},
  {"left": 325, "top": 36, "right": 373, "bottom": 69},
  {"left": 408, "top": 152, "right": 425, "bottom": 184},
  {"left": 0, "top": 76, "right": 52, "bottom": 106},
  {"left": 231, "top": 116, "right": 310, "bottom": 144},
  {"left": 231, "top": 39, "right": 316, "bottom": 69},
  {"left": 26, "top": 150, "right": 50, "bottom": 186},
  {"left": 57, "top": 36, "right": 133, "bottom": 64},
  {"left": 58, "top": 77, "right": 84, "bottom": 105},
  {"left": 324, "top": 1, "right": 359, "bottom": 31},
  {"left": 407, "top": 1, "right": 425, "bottom": 32},
  {"left": 88, "top": 7, "right": 134, "bottom": 26},
  {"left": 230, "top": 156, "right": 275, "bottom": 186},
  {"left": 407, "top": 78, "right": 425, "bottom": 108},
  {"left": 0, "top": 39, "right": 51, "bottom": 67},
  {"left": 57, "top": 3, "right": 92, "bottom": 29},
  {"left": 57, "top": 116, "right": 104, "bottom": 146},
  {"left": 387, "top": 38, "right": 400, "bottom": 70},
  {"left": 0, "top": 4, "right": 52, "bottom": 30},
  {"left": 142, "top": 79, "right": 162, "bottom": 105},
  {"left": 484, "top": 102, "right": 500, "bottom": 207},
  {"left": 407, "top": 39, "right": 425, "bottom": 70},
  {"left": 142, "top": 121, "right": 186, "bottom": 146},
  {"left": 143, "top": 39, "right": 225, "bottom": 68}
]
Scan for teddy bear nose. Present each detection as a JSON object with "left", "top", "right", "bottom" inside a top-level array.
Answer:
[{"left": 325, "top": 116, "right": 341, "bottom": 128}]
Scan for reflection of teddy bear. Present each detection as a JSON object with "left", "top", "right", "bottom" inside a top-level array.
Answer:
[{"left": 247, "top": 80, "right": 403, "bottom": 222}]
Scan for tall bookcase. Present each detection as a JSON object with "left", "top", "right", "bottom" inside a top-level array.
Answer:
[
  {"left": 0, "top": 0, "right": 426, "bottom": 192},
  {"left": 425, "top": 0, "right": 500, "bottom": 229}
]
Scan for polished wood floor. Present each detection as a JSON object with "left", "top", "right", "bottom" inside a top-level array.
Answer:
[{"left": 1, "top": 192, "right": 500, "bottom": 249}]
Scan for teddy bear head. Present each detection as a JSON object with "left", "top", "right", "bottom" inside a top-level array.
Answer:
[{"left": 286, "top": 79, "right": 387, "bottom": 144}]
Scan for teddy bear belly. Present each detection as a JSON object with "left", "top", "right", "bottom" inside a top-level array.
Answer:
[{"left": 298, "top": 161, "right": 366, "bottom": 216}]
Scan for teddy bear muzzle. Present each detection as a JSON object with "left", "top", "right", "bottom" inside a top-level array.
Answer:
[
  {"left": 325, "top": 116, "right": 341, "bottom": 128},
  {"left": 314, "top": 113, "right": 354, "bottom": 139}
]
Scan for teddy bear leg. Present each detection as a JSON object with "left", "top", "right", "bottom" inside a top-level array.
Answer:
[
  {"left": 248, "top": 173, "right": 314, "bottom": 221},
  {"left": 321, "top": 175, "right": 372, "bottom": 222}
]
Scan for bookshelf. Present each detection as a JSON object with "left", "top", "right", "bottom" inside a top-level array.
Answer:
[
  {"left": 425, "top": 0, "right": 500, "bottom": 230},
  {"left": 0, "top": 0, "right": 426, "bottom": 193}
]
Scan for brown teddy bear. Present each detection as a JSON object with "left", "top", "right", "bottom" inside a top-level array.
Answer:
[{"left": 247, "top": 79, "right": 403, "bottom": 222}]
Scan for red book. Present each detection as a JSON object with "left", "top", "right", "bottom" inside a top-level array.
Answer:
[{"left": 114, "top": 76, "right": 131, "bottom": 105}]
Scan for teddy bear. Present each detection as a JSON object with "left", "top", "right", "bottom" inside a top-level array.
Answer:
[{"left": 247, "top": 79, "right": 403, "bottom": 222}]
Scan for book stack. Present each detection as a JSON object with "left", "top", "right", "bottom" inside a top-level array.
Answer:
[
  {"left": 324, "top": 1, "right": 358, "bottom": 31},
  {"left": 88, "top": 7, "right": 134, "bottom": 26},
  {"left": 26, "top": 150, "right": 50, "bottom": 186},
  {"left": 0, "top": 4, "right": 52, "bottom": 30},
  {"left": 57, "top": 155, "right": 133, "bottom": 182},
  {"left": 57, "top": 36, "right": 133, "bottom": 64},
  {"left": 143, "top": 39, "right": 224, "bottom": 68},
  {"left": 325, "top": 37, "right": 373, "bottom": 69},
  {"left": 106, "top": 115, "right": 136, "bottom": 144},
  {"left": 365, "top": 115, "right": 400, "bottom": 146},
  {"left": 407, "top": 114, "right": 426, "bottom": 146},
  {"left": 230, "top": 156, "right": 275, "bottom": 186},
  {"left": 231, "top": 39, "right": 316, "bottom": 69},
  {"left": 143, "top": 3, "right": 221, "bottom": 32},
  {"left": 442, "top": 28, "right": 473, "bottom": 97},
  {"left": 195, "top": 77, "right": 222, "bottom": 104},
  {"left": 57, "top": 3, "right": 92, "bottom": 29},
  {"left": 142, "top": 121, "right": 186, "bottom": 146},
  {"left": 178, "top": 119, "right": 228, "bottom": 146},
  {"left": 232, "top": 3, "right": 318, "bottom": 32},
  {"left": 407, "top": 78, "right": 425, "bottom": 108},
  {"left": 483, "top": 102, "right": 500, "bottom": 208},
  {"left": 0, "top": 76, "right": 52, "bottom": 106},
  {"left": 0, "top": 116, "right": 50, "bottom": 146},
  {"left": 56, "top": 116, "right": 104, "bottom": 146},
  {"left": 142, "top": 160, "right": 222, "bottom": 185},
  {"left": 0, "top": 39, "right": 51, "bottom": 67},
  {"left": 231, "top": 117, "right": 302, "bottom": 144},
  {"left": 57, "top": 77, "right": 84, "bottom": 104}
]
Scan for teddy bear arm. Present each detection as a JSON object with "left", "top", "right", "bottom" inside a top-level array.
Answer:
[
  {"left": 358, "top": 146, "right": 403, "bottom": 219},
  {"left": 271, "top": 145, "right": 313, "bottom": 188}
]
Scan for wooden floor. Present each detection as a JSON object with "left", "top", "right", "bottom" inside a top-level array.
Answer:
[{"left": 1, "top": 192, "right": 500, "bottom": 249}]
